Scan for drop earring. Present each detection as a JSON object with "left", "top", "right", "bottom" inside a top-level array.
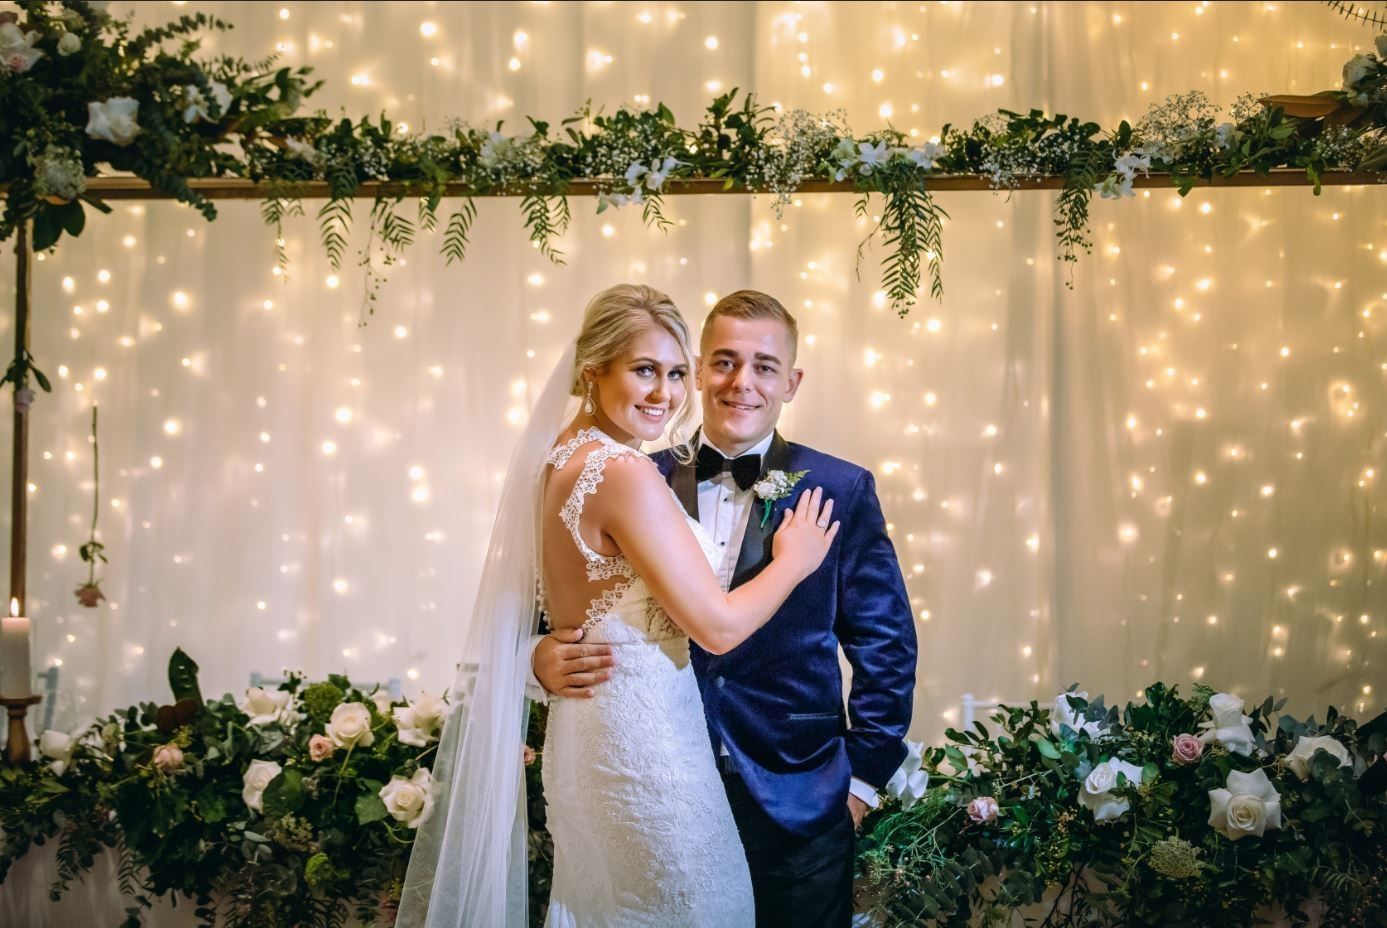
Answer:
[{"left": 583, "top": 382, "right": 595, "bottom": 415}]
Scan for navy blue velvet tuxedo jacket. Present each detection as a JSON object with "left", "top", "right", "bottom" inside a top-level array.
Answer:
[{"left": 652, "top": 432, "right": 916, "bottom": 837}]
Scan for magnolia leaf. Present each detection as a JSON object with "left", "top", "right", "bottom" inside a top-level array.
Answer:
[{"left": 168, "top": 648, "right": 204, "bottom": 705}]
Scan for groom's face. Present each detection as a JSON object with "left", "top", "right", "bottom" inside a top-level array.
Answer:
[{"left": 696, "top": 315, "right": 802, "bottom": 454}]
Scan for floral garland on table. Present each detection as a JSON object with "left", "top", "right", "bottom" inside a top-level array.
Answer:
[
  {"left": 0, "top": 649, "right": 466, "bottom": 928},
  {"left": 856, "top": 683, "right": 1387, "bottom": 927},
  {"left": 2, "top": 4, "right": 1386, "bottom": 323},
  {"left": 2, "top": 651, "right": 1384, "bottom": 928}
]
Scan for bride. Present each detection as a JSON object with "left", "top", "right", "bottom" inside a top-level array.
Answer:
[{"left": 397, "top": 284, "right": 839, "bottom": 928}]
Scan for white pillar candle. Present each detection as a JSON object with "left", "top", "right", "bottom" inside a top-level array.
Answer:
[{"left": 1, "top": 598, "right": 32, "bottom": 699}]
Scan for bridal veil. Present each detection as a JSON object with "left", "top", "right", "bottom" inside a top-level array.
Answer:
[{"left": 396, "top": 341, "right": 577, "bottom": 928}]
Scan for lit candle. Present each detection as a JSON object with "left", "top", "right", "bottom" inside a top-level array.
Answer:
[{"left": 1, "top": 598, "right": 32, "bottom": 698}]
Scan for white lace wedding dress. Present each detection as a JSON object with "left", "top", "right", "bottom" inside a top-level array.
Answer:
[{"left": 540, "top": 428, "right": 755, "bottom": 928}]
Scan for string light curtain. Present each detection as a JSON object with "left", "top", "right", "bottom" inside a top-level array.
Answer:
[{"left": 0, "top": 1, "right": 1381, "bottom": 741}]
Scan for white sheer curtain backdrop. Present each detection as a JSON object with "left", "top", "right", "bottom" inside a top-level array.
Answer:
[{"left": 0, "top": 1, "right": 1382, "bottom": 743}]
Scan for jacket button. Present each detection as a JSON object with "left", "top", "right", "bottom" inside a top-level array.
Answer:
[{"left": 715, "top": 676, "right": 726, "bottom": 689}]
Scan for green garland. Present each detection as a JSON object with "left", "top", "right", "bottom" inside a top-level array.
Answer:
[
  {"left": 857, "top": 684, "right": 1387, "bottom": 927},
  {"left": 2, "top": 3, "right": 1385, "bottom": 318},
  {"left": 4, "top": 656, "right": 1381, "bottom": 928}
]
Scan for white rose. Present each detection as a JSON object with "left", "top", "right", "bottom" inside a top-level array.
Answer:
[
  {"left": 1285, "top": 735, "right": 1352, "bottom": 781},
  {"left": 884, "top": 740, "right": 929, "bottom": 810},
  {"left": 370, "top": 690, "right": 396, "bottom": 717},
  {"left": 379, "top": 768, "right": 435, "bottom": 828},
  {"left": 182, "top": 80, "right": 232, "bottom": 124},
  {"left": 1197, "top": 692, "right": 1256, "bottom": 756},
  {"left": 57, "top": 31, "right": 81, "bottom": 56},
  {"left": 1079, "top": 758, "right": 1144, "bottom": 823},
  {"left": 241, "top": 686, "right": 294, "bottom": 727},
  {"left": 1208, "top": 767, "right": 1282, "bottom": 841},
  {"left": 38, "top": 730, "right": 75, "bottom": 776},
  {"left": 1343, "top": 53, "right": 1376, "bottom": 90},
  {"left": 393, "top": 692, "right": 448, "bottom": 747},
  {"left": 242, "top": 758, "right": 282, "bottom": 812},
  {"left": 325, "top": 701, "right": 375, "bottom": 749},
  {"left": 1051, "top": 691, "right": 1107, "bottom": 739},
  {"left": 0, "top": 22, "right": 43, "bottom": 73},
  {"left": 86, "top": 97, "right": 141, "bottom": 146}
]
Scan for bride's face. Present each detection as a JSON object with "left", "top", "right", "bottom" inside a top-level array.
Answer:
[{"left": 588, "top": 325, "right": 689, "bottom": 444}]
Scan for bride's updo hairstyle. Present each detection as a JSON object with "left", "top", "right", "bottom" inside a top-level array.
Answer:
[{"left": 573, "top": 283, "right": 696, "bottom": 458}]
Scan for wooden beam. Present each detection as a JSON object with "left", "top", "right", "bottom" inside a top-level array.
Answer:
[{"left": 56, "top": 169, "right": 1386, "bottom": 201}]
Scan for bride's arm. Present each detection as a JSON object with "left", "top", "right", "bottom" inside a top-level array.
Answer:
[{"left": 590, "top": 455, "right": 838, "bottom": 655}]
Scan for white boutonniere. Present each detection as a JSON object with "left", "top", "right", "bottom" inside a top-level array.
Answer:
[{"left": 752, "top": 469, "right": 809, "bottom": 527}]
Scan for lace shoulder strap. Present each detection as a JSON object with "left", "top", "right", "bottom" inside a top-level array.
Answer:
[{"left": 548, "top": 428, "right": 648, "bottom": 580}]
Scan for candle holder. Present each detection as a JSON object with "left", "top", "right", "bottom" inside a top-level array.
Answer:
[{"left": 1, "top": 695, "right": 42, "bottom": 765}]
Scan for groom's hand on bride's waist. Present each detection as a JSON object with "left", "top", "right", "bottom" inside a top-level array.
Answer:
[{"left": 534, "top": 627, "right": 615, "bottom": 698}]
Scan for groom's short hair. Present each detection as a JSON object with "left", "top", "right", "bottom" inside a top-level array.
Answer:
[{"left": 703, "top": 290, "right": 799, "bottom": 362}]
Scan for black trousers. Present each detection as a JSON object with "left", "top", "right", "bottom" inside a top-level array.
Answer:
[{"left": 722, "top": 771, "right": 855, "bottom": 928}]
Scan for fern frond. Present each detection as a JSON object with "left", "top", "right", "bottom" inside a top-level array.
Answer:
[{"left": 442, "top": 198, "right": 478, "bottom": 265}]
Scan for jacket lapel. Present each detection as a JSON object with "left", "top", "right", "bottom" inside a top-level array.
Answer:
[
  {"left": 730, "top": 431, "right": 791, "bottom": 589},
  {"left": 668, "top": 432, "right": 700, "bottom": 520}
]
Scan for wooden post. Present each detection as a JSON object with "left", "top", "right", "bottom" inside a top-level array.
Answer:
[
  {"left": 5, "top": 222, "right": 33, "bottom": 763},
  {"left": 10, "top": 220, "right": 31, "bottom": 615}
]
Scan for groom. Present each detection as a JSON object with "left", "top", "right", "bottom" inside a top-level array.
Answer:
[{"left": 533, "top": 290, "right": 917, "bottom": 927}]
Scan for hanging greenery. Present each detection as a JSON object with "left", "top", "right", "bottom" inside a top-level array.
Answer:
[
  {"left": 74, "top": 404, "right": 105, "bottom": 608},
  {"left": 2, "top": 2, "right": 1385, "bottom": 317}
]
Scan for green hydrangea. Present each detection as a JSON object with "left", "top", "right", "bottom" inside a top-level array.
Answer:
[
  {"left": 304, "top": 851, "right": 344, "bottom": 892},
  {"left": 300, "top": 682, "right": 346, "bottom": 725},
  {"left": 1147, "top": 836, "right": 1203, "bottom": 880}
]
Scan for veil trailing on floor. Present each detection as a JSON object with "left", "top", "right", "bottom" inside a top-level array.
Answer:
[{"left": 396, "top": 341, "right": 578, "bottom": 928}]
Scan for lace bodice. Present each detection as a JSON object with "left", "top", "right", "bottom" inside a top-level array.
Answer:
[{"left": 543, "top": 428, "right": 719, "bottom": 641}]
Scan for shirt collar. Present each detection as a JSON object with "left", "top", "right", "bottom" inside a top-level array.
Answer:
[{"left": 698, "top": 430, "right": 774, "bottom": 462}]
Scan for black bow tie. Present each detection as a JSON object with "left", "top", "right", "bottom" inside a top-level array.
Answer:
[{"left": 694, "top": 445, "right": 762, "bottom": 491}]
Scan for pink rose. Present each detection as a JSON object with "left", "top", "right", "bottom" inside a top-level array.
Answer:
[
  {"left": 966, "top": 796, "right": 1000, "bottom": 824},
  {"left": 523, "top": 745, "right": 537, "bottom": 766},
  {"left": 152, "top": 743, "right": 184, "bottom": 772},
  {"left": 4, "top": 49, "right": 37, "bottom": 73},
  {"left": 309, "top": 733, "right": 335, "bottom": 762},
  {"left": 1172, "top": 733, "right": 1204, "bottom": 765}
]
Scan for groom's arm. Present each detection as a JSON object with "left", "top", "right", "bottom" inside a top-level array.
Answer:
[{"left": 837, "top": 468, "right": 917, "bottom": 791}]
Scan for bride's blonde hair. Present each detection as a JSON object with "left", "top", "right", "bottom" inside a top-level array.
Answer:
[{"left": 573, "top": 283, "right": 696, "bottom": 458}]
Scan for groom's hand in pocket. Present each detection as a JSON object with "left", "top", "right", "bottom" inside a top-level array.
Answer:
[
  {"left": 848, "top": 795, "right": 870, "bottom": 831},
  {"left": 534, "top": 627, "right": 615, "bottom": 698}
]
